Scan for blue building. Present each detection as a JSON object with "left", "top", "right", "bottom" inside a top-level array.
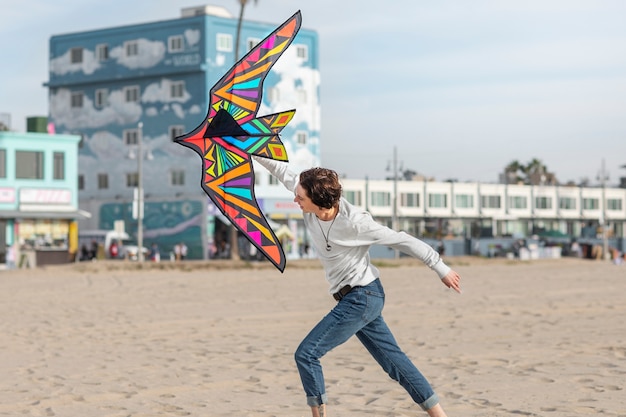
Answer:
[
  {"left": 0, "top": 130, "right": 83, "bottom": 267},
  {"left": 46, "top": 5, "right": 320, "bottom": 260}
]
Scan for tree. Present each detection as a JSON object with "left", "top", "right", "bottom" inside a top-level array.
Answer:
[
  {"left": 234, "top": 0, "right": 258, "bottom": 63},
  {"left": 504, "top": 160, "right": 524, "bottom": 184},
  {"left": 524, "top": 158, "right": 554, "bottom": 185},
  {"left": 230, "top": 0, "right": 259, "bottom": 261},
  {"left": 503, "top": 158, "right": 557, "bottom": 185}
]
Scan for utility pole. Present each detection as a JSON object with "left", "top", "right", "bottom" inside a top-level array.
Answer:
[
  {"left": 392, "top": 146, "right": 398, "bottom": 233},
  {"left": 598, "top": 159, "right": 609, "bottom": 261},
  {"left": 137, "top": 121, "right": 144, "bottom": 262},
  {"left": 387, "top": 147, "right": 401, "bottom": 259}
]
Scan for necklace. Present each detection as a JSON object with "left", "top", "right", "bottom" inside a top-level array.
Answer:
[{"left": 316, "top": 214, "right": 337, "bottom": 251}]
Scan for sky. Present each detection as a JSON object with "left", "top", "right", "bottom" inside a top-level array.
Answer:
[{"left": 2, "top": 0, "right": 626, "bottom": 185}]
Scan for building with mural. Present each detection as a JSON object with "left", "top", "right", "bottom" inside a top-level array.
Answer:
[
  {"left": 46, "top": 5, "right": 320, "bottom": 260},
  {"left": 0, "top": 130, "right": 84, "bottom": 267}
]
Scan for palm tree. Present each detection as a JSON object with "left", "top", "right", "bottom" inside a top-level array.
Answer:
[
  {"left": 234, "top": 0, "right": 258, "bottom": 63},
  {"left": 524, "top": 158, "right": 548, "bottom": 185},
  {"left": 504, "top": 160, "right": 524, "bottom": 184},
  {"left": 230, "top": 0, "right": 258, "bottom": 261}
]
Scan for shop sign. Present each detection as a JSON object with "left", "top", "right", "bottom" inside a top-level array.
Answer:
[
  {"left": 19, "top": 188, "right": 72, "bottom": 204},
  {"left": 0, "top": 187, "right": 15, "bottom": 203}
]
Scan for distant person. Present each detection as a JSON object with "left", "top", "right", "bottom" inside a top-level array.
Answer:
[
  {"left": 180, "top": 242, "right": 188, "bottom": 260},
  {"left": 5, "top": 244, "right": 16, "bottom": 269},
  {"left": 174, "top": 243, "right": 181, "bottom": 261},
  {"left": 217, "top": 240, "right": 230, "bottom": 259},
  {"left": 208, "top": 241, "right": 217, "bottom": 259},
  {"left": 90, "top": 240, "right": 98, "bottom": 260},
  {"left": 149, "top": 243, "right": 160, "bottom": 262},
  {"left": 570, "top": 240, "right": 582, "bottom": 258},
  {"left": 436, "top": 240, "right": 445, "bottom": 255},
  {"left": 80, "top": 244, "right": 90, "bottom": 261},
  {"left": 109, "top": 240, "right": 119, "bottom": 259}
]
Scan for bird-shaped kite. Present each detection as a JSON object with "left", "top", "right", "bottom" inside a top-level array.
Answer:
[{"left": 175, "top": 11, "right": 302, "bottom": 272}]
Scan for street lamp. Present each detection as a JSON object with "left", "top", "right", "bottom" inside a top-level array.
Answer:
[{"left": 129, "top": 122, "right": 154, "bottom": 262}]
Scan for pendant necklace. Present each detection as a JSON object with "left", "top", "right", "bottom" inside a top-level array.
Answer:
[{"left": 316, "top": 214, "right": 337, "bottom": 252}]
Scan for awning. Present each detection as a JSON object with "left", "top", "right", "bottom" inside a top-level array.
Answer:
[{"left": 0, "top": 209, "right": 91, "bottom": 220}]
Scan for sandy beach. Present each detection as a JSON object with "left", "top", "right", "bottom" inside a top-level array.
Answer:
[{"left": 0, "top": 257, "right": 624, "bottom": 417}]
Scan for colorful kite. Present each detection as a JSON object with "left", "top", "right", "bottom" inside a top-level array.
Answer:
[{"left": 175, "top": 11, "right": 302, "bottom": 272}]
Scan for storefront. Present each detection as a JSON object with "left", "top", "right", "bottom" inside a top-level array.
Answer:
[
  {"left": 2, "top": 211, "right": 88, "bottom": 268},
  {"left": 1, "top": 188, "right": 88, "bottom": 268}
]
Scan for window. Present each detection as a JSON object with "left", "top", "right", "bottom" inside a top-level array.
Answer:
[
  {"left": 95, "top": 89, "right": 108, "bottom": 108},
  {"left": 428, "top": 193, "right": 447, "bottom": 208},
  {"left": 582, "top": 198, "right": 599, "bottom": 210},
  {"left": 455, "top": 194, "right": 473, "bottom": 208},
  {"left": 127, "top": 172, "right": 139, "bottom": 188},
  {"left": 125, "top": 41, "right": 138, "bottom": 57},
  {"left": 509, "top": 195, "right": 527, "bottom": 209},
  {"left": 370, "top": 191, "right": 390, "bottom": 207},
  {"left": 0, "top": 149, "right": 5, "bottom": 178},
  {"left": 171, "top": 170, "right": 185, "bottom": 186},
  {"left": 70, "top": 47, "right": 83, "bottom": 63},
  {"left": 481, "top": 195, "right": 501, "bottom": 209},
  {"left": 607, "top": 198, "right": 623, "bottom": 211},
  {"left": 267, "top": 87, "right": 280, "bottom": 103},
  {"left": 344, "top": 190, "right": 362, "bottom": 206},
  {"left": 96, "top": 44, "right": 109, "bottom": 61},
  {"left": 296, "top": 131, "right": 307, "bottom": 145},
  {"left": 216, "top": 33, "right": 233, "bottom": 52},
  {"left": 296, "top": 88, "right": 307, "bottom": 103},
  {"left": 401, "top": 192, "right": 420, "bottom": 207},
  {"left": 559, "top": 197, "right": 576, "bottom": 210},
  {"left": 78, "top": 174, "right": 85, "bottom": 190},
  {"left": 247, "top": 37, "right": 260, "bottom": 51},
  {"left": 169, "top": 125, "right": 185, "bottom": 141},
  {"left": 53, "top": 152, "right": 65, "bottom": 180},
  {"left": 124, "top": 86, "right": 140, "bottom": 103},
  {"left": 71, "top": 91, "right": 84, "bottom": 108},
  {"left": 535, "top": 196, "right": 553, "bottom": 209},
  {"left": 124, "top": 129, "right": 139, "bottom": 146},
  {"left": 168, "top": 35, "right": 184, "bottom": 53},
  {"left": 98, "top": 173, "right": 109, "bottom": 189},
  {"left": 295, "top": 44, "right": 308, "bottom": 61},
  {"left": 16, "top": 151, "right": 44, "bottom": 179},
  {"left": 170, "top": 81, "right": 185, "bottom": 99}
]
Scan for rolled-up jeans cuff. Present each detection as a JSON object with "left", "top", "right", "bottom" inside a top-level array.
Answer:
[
  {"left": 420, "top": 393, "right": 439, "bottom": 411},
  {"left": 306, "top": 393, "right": 328, "bottom": 407}
]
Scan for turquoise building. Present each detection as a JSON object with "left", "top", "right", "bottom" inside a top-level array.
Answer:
[
  {"left": 0, "top": 130, "right": 83, "bottom": 267},
  {"left": 46, "top": 6, "right": 320, "bottom": 259}
]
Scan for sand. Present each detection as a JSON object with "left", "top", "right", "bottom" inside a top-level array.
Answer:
[{"left": 0, "top": 257, "right": 624, "bottom": 416}]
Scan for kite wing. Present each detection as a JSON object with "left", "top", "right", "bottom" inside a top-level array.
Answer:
[{"left": 175, "top": 11, "right": 302, "bottom": 272}]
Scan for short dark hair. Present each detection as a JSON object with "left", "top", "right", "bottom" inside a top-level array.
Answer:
[{"left": 299, "top": 167, "right": 342, "bottom": 209}]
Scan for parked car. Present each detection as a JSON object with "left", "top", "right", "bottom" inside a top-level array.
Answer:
[
  {"left": 119, "top": 243, "right": 150, "bottom": 261},
  {"left": 78, "top": 229, "right": 130, "bottom": 260}
]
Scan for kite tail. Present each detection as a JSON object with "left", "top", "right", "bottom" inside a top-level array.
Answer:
[{"left": 239, "top": 110, "right": 295, "bottom": 161}]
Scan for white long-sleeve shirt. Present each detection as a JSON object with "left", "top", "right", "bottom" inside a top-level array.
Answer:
[{"left": 253, "top": 156, "right": 451, "bottom": 294}]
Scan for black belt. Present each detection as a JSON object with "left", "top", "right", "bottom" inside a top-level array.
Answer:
[{"left": 333, "top": 284, "right": 356, "bottom": 301}]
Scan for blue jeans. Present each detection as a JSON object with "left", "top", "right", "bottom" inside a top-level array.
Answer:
[{"left": 294, "top": 278, "right": 439, "bottom": 410}]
